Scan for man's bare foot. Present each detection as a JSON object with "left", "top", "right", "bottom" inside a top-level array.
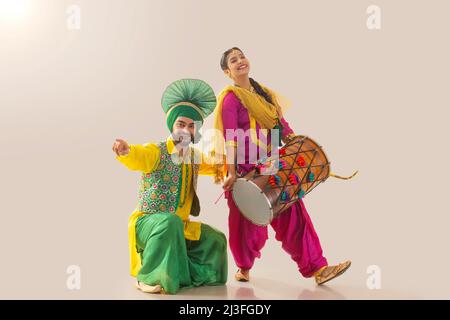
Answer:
[
  {"left": 135, "top": 280, "right": 164, "bottom": 294},
  {"left": 235, "top": 269, "right": 250, "bottom": 282},
  {"left": 314, "top": 260, "right": 351, "bottom": 285}
]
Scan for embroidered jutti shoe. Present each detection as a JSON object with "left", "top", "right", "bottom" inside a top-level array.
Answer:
[
  {"left": 314, "top": 260, "right": 351, "bottom": 285},
  {"left": 235, "top": 269, "right": 250, "bottom": 282},
  {"left": 135, "top": 280, "right": 164, "bottom": 294}
]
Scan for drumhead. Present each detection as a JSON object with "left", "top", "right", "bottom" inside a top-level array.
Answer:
[{"left": 231, "top": 178, "right": 273, "bottom": 226}]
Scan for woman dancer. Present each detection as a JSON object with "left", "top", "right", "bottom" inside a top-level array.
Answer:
[{"left": 213, "top": 47, "right": 351, "bottom": 285}]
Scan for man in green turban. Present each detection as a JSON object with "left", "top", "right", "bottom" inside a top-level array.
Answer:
[{"left": 113, "top": 79, "right": 227, "bottom": 294}]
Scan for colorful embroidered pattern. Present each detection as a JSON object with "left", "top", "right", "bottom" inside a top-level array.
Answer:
[{"left": 137, "top": 142, "right": 182, "bottom": 214}]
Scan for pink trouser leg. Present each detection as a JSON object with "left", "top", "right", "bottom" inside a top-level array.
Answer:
[
  {"left": 228, "top": 194, "right": 328, "bottom": 278},
  {"left": 270, "top": 199, "right": 328, "bottom": 278},
  {"left": 227, "top": 195, "right": 268, "bottom": 270}
]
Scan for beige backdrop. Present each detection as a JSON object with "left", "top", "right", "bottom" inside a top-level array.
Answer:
[{"left": 1, "top": 0, "right": 449, "bottom": 299}]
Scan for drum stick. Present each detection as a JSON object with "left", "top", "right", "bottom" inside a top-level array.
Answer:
[{"left": 214, "top": 191, "right": 225, "bottom": 204}]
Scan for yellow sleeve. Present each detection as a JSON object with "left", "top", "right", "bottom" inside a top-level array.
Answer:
[
  {"left": 116, "top": 143, "right": 160, "bottom": 173},
  {"left": 198, "top": 151, "right": 217, "bottom": 176}
]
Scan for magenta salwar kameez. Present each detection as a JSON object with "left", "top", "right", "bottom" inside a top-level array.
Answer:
[{"left": 222, "top": 91, "right": 328, "bottom": 278}]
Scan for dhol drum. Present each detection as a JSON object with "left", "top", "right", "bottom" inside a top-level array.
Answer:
[{"left": 231, "top": 135, "right": 356, "bottom": 226}]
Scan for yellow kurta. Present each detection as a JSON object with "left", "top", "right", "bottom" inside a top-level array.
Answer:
[{"left": 116, "top": 137, "right": 216, "bottom": 276}]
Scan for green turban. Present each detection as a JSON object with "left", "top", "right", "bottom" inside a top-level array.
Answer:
[
  {"left": 166, "top": 104, "right": 203, "bottom": 131},
  {"left": 161, "top": 79, "right": 217, "bottom": 133}
]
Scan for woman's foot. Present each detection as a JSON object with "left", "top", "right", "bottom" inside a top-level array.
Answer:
[
  {"left": 135, "top": 280, "right": 164, "bottom": 294},
  {"left": 314, "top": 260, "right": 351, "bottom": 285},
  {"left": 235, "top": 269, "right": 250, "bottom": 282}
]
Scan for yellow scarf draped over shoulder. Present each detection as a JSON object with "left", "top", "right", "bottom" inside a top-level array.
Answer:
[{"left": 211, "top": 84, "right": 289, "bottom": 183}]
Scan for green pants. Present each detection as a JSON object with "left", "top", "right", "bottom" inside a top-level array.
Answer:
[{"left": 135, "top": 212, "right": 228, "bottom": 294}]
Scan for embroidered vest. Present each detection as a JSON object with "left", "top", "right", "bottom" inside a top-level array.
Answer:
[{"left": 137, "top": 141, "right": 201, "bottom": 216}]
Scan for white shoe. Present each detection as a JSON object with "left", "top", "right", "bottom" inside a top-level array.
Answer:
[{"left": 135, "top": 280, "right": 163, "bottom": 294}]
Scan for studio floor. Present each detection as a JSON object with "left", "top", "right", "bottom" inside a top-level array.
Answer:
[{"left": 121, "top": 277, "right": 418, "bottom": 300}]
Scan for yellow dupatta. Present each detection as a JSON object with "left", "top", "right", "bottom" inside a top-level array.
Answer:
[{"left": 211, "top": 84, "right": 290, "bottom": 183}]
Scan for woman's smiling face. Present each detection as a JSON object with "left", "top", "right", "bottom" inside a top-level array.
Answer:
[{"left": 224, "top": 49, "right": 250, "bottom": 79}]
